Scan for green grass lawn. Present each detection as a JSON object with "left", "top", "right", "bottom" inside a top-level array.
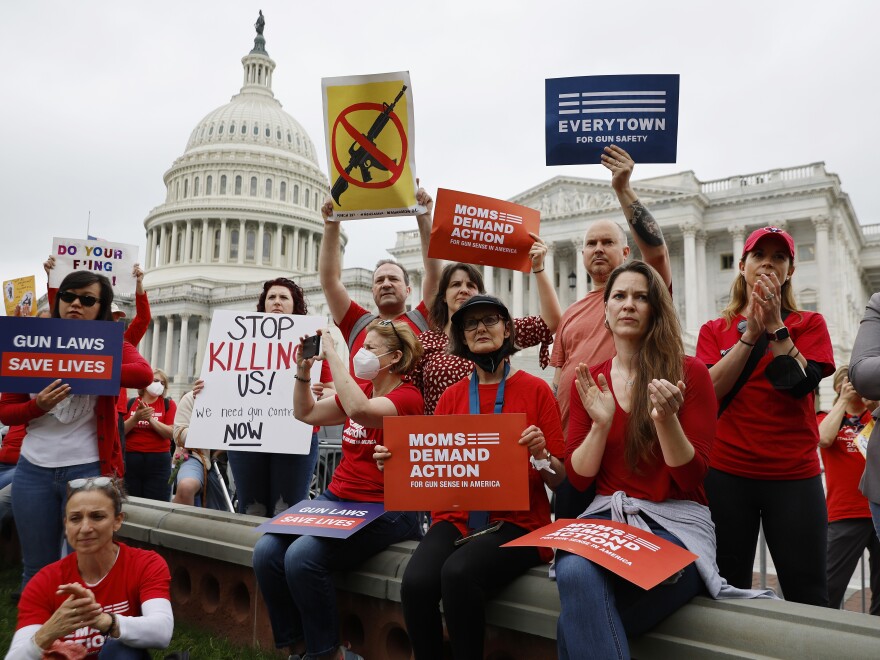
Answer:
[{"left": 0, "top": 562, "right": 280, "bottom": 659}]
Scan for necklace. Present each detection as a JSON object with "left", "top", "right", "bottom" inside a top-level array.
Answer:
[
  {"left": 81, "top": 544, "right": 120, "bottom": 587},
  {"left": 615, "top": 360, "right": 635, "bottom": 389}
]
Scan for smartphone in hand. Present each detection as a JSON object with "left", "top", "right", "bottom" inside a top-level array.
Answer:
[{"left": 301, "top": 334, "right": 322, "bottom": 360}]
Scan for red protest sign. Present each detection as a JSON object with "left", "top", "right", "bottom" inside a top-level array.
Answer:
[
  {"left": 383, "top": 413, "right": 529, "bottom": 512},
  {"left": 503, "top": 519, "right": 698, "bottom": 590},
  {"left": 428, "top": 189, "right": 540, "bottom": 273}
]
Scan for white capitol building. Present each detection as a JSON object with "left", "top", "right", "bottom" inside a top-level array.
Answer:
[{"left": 136, "top": 21, "right": 880, "bottom": 408}]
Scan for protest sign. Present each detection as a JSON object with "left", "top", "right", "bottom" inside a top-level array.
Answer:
[
  {"left": 322, "top": 71, "right": 424, "bottom": 220},
  {"left": 503, "top": 518, "right": 697, "bottom": 590},
  {"left": 188, "top": 311, "right": 324, "bottom": 454},
  {"left": 255, "top": 500, "right": 386, "bottom": 539},
  {"left": 382, "top": 413, "right": 529, "bottom": 511},
  {"left": 0, "top": 317, "right": 123, "bottom": 396},
  {"left": 49, "top": 238, "right": 139, "bottom": 296},
  {"left": 428, "top": 189, "right": 540, "bottom": 273},
  {"left": 546, "top": 74, "right": 680, "bottom": 166},
  {"left": 3, "top": 276, "right": 37, "bottom": 317}
]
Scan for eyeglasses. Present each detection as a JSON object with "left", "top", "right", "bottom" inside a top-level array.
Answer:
[
  {"left": 462, "top": 314, "right": 503, "bottom": 332},
  {"left": 59, "top": 291, "right": 101, "bottom": 308},
  {"left": 378, "top": 319, "right": 404, "bottom": 348}
]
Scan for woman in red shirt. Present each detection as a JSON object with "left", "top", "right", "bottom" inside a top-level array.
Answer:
[
  {"left": 696, "top": 227, "right": 834, "bottom": 606},
  {"left": 123, "top": 368, "right": 175, "bottom": 502},
  {"left": 252, "top": 321, "right": 423, "bottom": 660},
  {"left": 376, "top": 295, "right": 565, "bottom": 660}
]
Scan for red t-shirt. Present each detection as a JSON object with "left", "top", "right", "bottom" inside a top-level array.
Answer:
[
  {"left": 431, "top": 370, "right": 564, "bottom": 561},
  {"left": 336, "top": 299, "right": 430, "bottom": 386},
  {"left": 16, "top": 543, "right": 170, "bottom": 656},
  {"left": 0, "top": 423, "right": 24, "bottom": 465},
  {"left": 124, "top": 397, "right": 177, "bottom": 453},
  {"left": 411, "top": 317, "right": 553, "bottom": 415},
  {"left": 818, "top": 409, "right": 873, "bottom": 521},
  {"left": 327, "top": 382, "right": 424, "bottom": 502},
  {"left": 696, "top": 311, "right": 834, "bottom": 479},
  {"left": 565, "top": 356, "right": 716, "bottom": 505}
]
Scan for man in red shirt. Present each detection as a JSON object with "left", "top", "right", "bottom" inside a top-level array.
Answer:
[
  {"left": 550, "top": 145, "right": 672, "bottom": 518},
  {"left": 319, "top": 188, "right": 442, "bottom": 385}
]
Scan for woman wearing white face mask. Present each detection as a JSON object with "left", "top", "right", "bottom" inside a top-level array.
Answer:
[
  {"left": 123, "top": 369, "right": 176, "bottom": 502},
  {"left": 252, "top": 322, "right": 424, "bottom": 660}
]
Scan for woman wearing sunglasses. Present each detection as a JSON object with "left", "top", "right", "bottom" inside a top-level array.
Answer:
[
  {"left": 0, "top": 271, "right": 153, "bottom": 590},
  {"left": 252, "top": 320, "right": 423, "bottom": 660},
  {"left": 374, "top": 295, "right": 565, "bottom": 660},
  {"left": 7, "top": 476, "right": 172, "bottom": 659},
  {"left": 413, "top": 237, "right": 561, "bottom": 415}
]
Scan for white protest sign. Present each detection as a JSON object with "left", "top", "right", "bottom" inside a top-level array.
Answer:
[
  {"left": 49, "top": 237, "right": 139, "bottom": 296},
  {"left": 188, "top": 310, "right": 325, "bottom": 453}
]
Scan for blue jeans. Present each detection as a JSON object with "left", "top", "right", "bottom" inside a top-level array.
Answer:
[
  {"left": 556, "top": 513, "right": 704, "bottom": 660},
  {"left": 0, "top": 462, "right": 16, "bottom": 490},
  {"left": 229, "top": 432, "right": 319, "bottom": 516},
  {"left": 252, "top": 490, "right": 420, "bottom": 657},
  {"left": 124, "top": 451, "right": 171, "bottom": 502},
  {"left": 870, "top": 501, "right": 880, "bottom": 543},
  {"left": 98, "top": 637, "right": 151, "bottom": 658},
  {"left": 12, "top": 456, "right": 102, "bottom": 588}
]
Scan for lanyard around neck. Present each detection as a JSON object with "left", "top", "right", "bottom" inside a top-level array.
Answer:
[{"left": 469, "top": 362, "right": 510, "bottom": 415}]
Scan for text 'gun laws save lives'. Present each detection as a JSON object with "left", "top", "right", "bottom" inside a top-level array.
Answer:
[{"left": 188, "top": 310, "right": 324, "bottom": 454}]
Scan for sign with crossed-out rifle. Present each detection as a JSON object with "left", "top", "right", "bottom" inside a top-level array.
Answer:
[{"left": 322, "top": 71, "right": 424, "bottom": 220}]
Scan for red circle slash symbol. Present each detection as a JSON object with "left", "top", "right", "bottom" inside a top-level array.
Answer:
[{"left": 331, "top": 102, "right": 408, "bottom": 190}]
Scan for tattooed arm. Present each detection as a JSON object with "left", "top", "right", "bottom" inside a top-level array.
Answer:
[{"left": 601, "top": 144, "right": 672, "bottom": 287}]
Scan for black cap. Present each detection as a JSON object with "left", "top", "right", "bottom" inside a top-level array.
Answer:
[{"left": 450, "top": 295, "right": 510, "bottom": 327}]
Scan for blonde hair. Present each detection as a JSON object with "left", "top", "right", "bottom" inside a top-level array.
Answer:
[
  {"left": 366, "top": 321, "right": 423, "bottom": 375},
  {"left": 139, "top": 368, "right": 169, "bottom": 398},
  {"left": 720, "top": 257, "right": 800, "bottom": 329}
]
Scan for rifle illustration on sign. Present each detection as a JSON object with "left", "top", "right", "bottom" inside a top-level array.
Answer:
[{"left": 330, "top": 85, "right": 407, "bottom": 205}]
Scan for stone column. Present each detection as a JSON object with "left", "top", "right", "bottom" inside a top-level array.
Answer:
[
  {"left": 574, "top": 238, "right": 588, "bottom": 300},
  {"left": 183, "top": 220, "right": 193, "bottom": 264},
  {"left": 483, "top": 266, "right": 495, "bottom": 295},
  {"left": 696, "top": 230, "right": 708, "bottom": 325},
  {"left": 545, "top": 244, "right": 556, "bottom": 296},
  {"left": 681, "top": 223, "right": 699, "bottom": 334},
  {"left": 195, "top": 316, "right": 210, "bottom": 377},
  {"left": 306, "top": 232, "right": 315, "bottom": 271},
  {"left": 292, "top": 228, "right": 301, "bottom": 270},
  {"left": 411, "top": 272, "right": 422, "bottom": 306},
  {"left": 512, "top": 270, "right": 524, "bottom": 319},
  {"left": 150, "top": 318, "right": 162, "bottom": 369},
  {"left": 201, "top": 220, "right": 211, "bottom": 263},
  {"left": 160, "top": 225, "right": 170, "bottom": 265},
  {"left": 813, "top": 215, "right": 832, "bottom": 320},
  {"left": 163, "top": 316, "right": 176, "bottom": 376},
  {"left": 219, "top": 220, "right": 228, "bottom": 262},
  {"left": 237, "top": 222, "right": 246, "bottom": 264},
  {"left": 274, "top": 224, "right": 283, "bottom": 267},
  {"left": 146, "top": 229, "right": 155, "bottom": 269},
  {"left": 256, "top": 222, "right": 265, "bottom": 266},
  {"left": 176, "top": 314, "right": 191, "bottom": 382},
  {"left": 141, "top": 327, "right": 152, "bottom": 363},
  {"left": 557, "top": 253, "right": 570, "bottom": 310},
  {"left": 729, "top": 225, "right": 746, "bottom": 265},
  {"left": 170, "top": 222, "right": 179, "bottom": 265}
]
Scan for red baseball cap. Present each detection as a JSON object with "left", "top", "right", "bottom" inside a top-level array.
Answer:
[{"left": 742, "top": 226, "right": 795, "bottom": 260}]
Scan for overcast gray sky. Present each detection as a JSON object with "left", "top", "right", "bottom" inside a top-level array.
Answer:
[{"left": 1, "top": 1, "right": 877, "bottom": 301}]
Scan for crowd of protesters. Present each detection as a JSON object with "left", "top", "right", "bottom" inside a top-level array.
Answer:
[{"left": 2, "top": 145, "right": 880, "bottom": 659}]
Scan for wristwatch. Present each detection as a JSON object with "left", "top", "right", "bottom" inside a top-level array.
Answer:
[{"left": 766, "top": 327, "right": 790, "bottom": 342}]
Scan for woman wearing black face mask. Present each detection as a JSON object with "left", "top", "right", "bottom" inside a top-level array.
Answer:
[
  {"left": 374, "top": 295, "right": 565, "bottom": 660},
  {"left": 252, "top": 322, "right": 424, "bottom": 660}
]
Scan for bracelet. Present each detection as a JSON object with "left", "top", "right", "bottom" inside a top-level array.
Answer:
[
  {"left": 294, "top": 374, "right": 310, "bottom": 383},
  {"left": 738, "top": 338, "right": 756, "bottom": 347},
  {"left": 100, "top": 612, "right": 116, "bottom": 636},
  {"left": 787, "top": 344, "right": 798, "bottom": 356},
  {"left": 532, "top": 268, "right": 544, "bottom": 274}
]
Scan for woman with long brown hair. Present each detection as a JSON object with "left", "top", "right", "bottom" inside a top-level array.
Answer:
[{"left": 556, "top": 260, "right": 760, "bottom": 659}]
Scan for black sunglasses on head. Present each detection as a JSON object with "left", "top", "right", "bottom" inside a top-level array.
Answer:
[{"left": 59, "top": 291, "right": 101, "bottom": 308}]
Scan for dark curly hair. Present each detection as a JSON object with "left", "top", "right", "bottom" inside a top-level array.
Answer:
[{"left": 257, "top": 278, "right": 308, "bottom": 314}]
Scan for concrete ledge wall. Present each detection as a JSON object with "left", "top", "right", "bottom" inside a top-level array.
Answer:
[{"left": 118, "top": 498, "right": 880, "bottom": 659}]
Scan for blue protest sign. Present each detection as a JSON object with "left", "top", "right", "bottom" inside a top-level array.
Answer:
[
  {"left": 0, "top": 317, "right": 123, "bottom": 396},
  {"left": 546, "top": 74, "right": 680, "bottom": 165},
  {"left": 255, "top": 500, "right": 386, "bottom": 539}
]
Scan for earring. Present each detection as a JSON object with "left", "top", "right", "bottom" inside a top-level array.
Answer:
[{"left": 603, "top": 318, "right": 610, "bottom": 329}]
